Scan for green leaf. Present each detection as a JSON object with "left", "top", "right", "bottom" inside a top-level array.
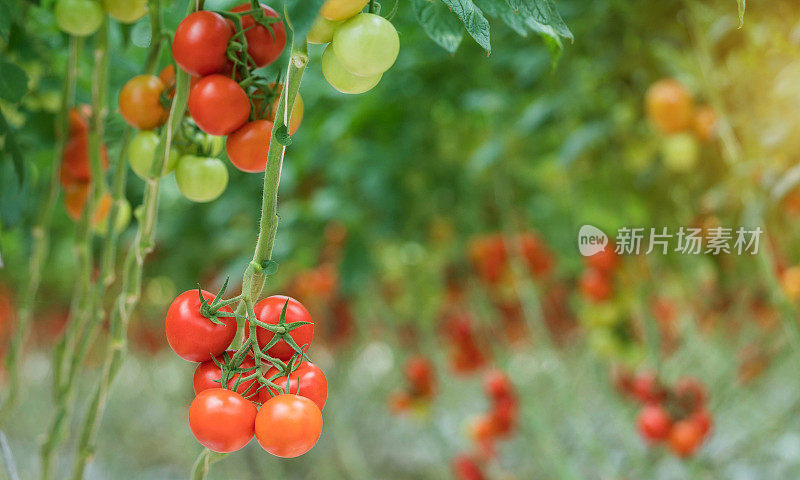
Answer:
[
  {"left": 0, "top": 110, "right": 25, "bottom": 186},
  {"left": 0, "top": 0, "right": 11, "bottom": 42},
  {"left": 473, "top": 0, "right": 527, "bottom": 36},
  {"left": 504, "top": 0, "right": 572, "bottom": 41},
  {"left": 0, "top": 59, "right": 28, "bottom": 103},
  {"left": 737, "top": 0, "right": 745, "bottom": 27},
  {"left": 412, "top": 0, "right": 464, "bottom": 54},
  {"left": 526, "top": 18, "right": 563, "bottom": 68},
  {"left": 440, "top": 0, "right": 491, "bottom": 53}
]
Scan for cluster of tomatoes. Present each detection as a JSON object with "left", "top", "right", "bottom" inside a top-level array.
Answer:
[
  {"left": 54, "top": 0, "right": 148, "bottom": 37},
  {"left": 617, "top": 369, "right": 713, "bottom": 458},
  {"left": 389, "top": 355, "right": 437, "bottom": 413},
  {"left": 165, "top": 290, "right": 327, "bottom": 457},
  {"left": 441, "top": 311, "right": 488, "bottom": 374},
  {"left": 310, "top": 0, "right": 399, "bottom": 94},
  {"left": 645, "top": 78, "right": 717, "bottom": 173}
]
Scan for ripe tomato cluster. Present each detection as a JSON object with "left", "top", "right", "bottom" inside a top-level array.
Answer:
[
  {"left": 389, "top": 355, "right": 437, "bottom": 413},
  {"left": 617, "top": 369, "right": 713, "bottom": 458},
  {"left": 310, "top": 1, "right": 400, "bottom": 94},
  {"left": 54, "top": 0, "right": 148, "bottom": 37},
  {"left": 467, "top": 370, "right": 519, "bottom": 457},
  {"left": 441, "top": 311, "right": 488, "bottom": 374},
  {"left": 645, "top": 78, "right": 718, "bottom": 173},
  {"left": 165, "top": 289, "right": 327, "bottom": 457}
]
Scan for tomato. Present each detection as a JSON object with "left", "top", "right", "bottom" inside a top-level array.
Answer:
[
  {"left": 468, "top": 414, "right": 496, "bottom": 443},
  {"left": 321, "top": 45, "right": 382, "bottom": 95},
  {"left": 645, "top": 78, "right": 693, "bottom": 134},
  {"left": 660, "top": 133, "right": 699, "bottom": 173},
  {"left": 263, "top": 362, "right": 328, "bottom": 410},
  {"left": 307, "top": 16, "right": 342, "bottom": 44},
  {"left": 158, "top": 64, "right": 199, "bottom": 98},
  {"left": 54, "top": 0, "right": 103, "bottom": 37},
  {"left": 68, "top": 105, "right": 91, "bottom": 136},
  {"left": 781, "top": 266, "right": 800, "bottom": 300},
  {"left": 469, "top": 234, "right": 508, "bottom": 284},
  {"left": 483, "top": 370, "right": 513, "bottom": 401},
  {"left": 172, "top": 11, "right": 233, "bottom": 76},
  {"left": 225, "top": 120, "right": 273, "bottom": 173},
  {"left": 693, "top": 105, "right": 717, "bottom": 143},
  {"left": 245, "top": 296, "right": 314, "bottom": 361},
  {"left": 193, "top": 352, "right": 260, "bottom": 399},
  {"left": 332, "top": 13, "right": 399, "bottom": 76},
  {"left": 405, "top": 356, "right": 435, "bottom": 398},
  {"left": 258, "top": 83, "right": 303, "bottom": 135},
  {"left": 93, "top": 197, "right": 132, "bottom": 235},
  {"left": 188, "top": 74, "right": 251, "bottom": 136},
  {"left": 60, "top": 134, "right": 109, "bottom": 186},
  {"left": 690, "top": 408, "right": 713, "bottom": 436},
  {"left": 630, "top": 371, "right": 666, "bottom": 404},
  {"left": 103, "top": 0, "right": 147, "bottom": 23},
  {"left": 674, "top": 377, "right": 707, "bottom": 411},
  {"left": 517, "top": 232, "right": 553, "bottom": 278},
  {"left": 188, "top": 388, "right": 257, "bottom": 453},
  {"left": 63, "top": 183, "right": 90, "bottom": 220},
  {"left": 388, "top": 391, "right": 412, "bottom": 413},
  {"left": 165, "top": 289, "right": 236, "bottom": 362},
  {"left": 128, "top": 130, "right": 179, "bottom": 179},
  {"left": 637, "top": 404, "right": 672, "bottom": 442},
  {"left": 320, "top": 0, "right": 369, "bottom": 21},
  {"left": 119, "top": 75, "right": 168, "bottom": 130},
  {"left": 667, "top": 419, "right": 704, "bottom": 458},
  {"left": 585, "top": 244, "right": 618, "bottom": 273},
  {"left": 579, "top": 268, "right": 612, "bottom": 302},
  {"left": 175, "top": 155, "right": 229, "bottom": 203},
  {"left": 230, "top": 3, "right": 286, "bottom": 67},
  {"left": 452, "top": 454, "right": 486, "bottom": 480},
  {"left": 255, "top": 394, "right": 323, "bottom": 458}
]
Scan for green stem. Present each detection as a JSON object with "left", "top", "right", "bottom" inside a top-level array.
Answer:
[{"left": 191, "top": 449, "right": 228, "bottom": 480}]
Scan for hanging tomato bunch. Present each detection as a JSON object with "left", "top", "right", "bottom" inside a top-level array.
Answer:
[
  {"left": 165, "top": 287, "right": 327, "bottom": 457},
  {"left": 389, "top": 355, "right": 437, "bottom": 413}
]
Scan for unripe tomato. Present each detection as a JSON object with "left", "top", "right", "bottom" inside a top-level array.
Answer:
[
  {"left": 225, "top": 120, "right": 273, "bottom": 173},
  {"left": 245, "top": 295, "right": 314, "bottom": 361},
  {"left": 321, "top": 45, "right": 381, "bottom": 94},
  {"left": 172, "top": 11, "right": 233, "bottom": 76},
  {"left": 189, "top": 389, "right": 257, "bottom": 453},
  {"left": 165, "top": 289, "right": 236, "bottom": 362},
  {"left": 54, "top": 0, "right": 104, "bottom": 37},
  {"left": 637, "top": 404, "right": 672, "bottom": 442},
  {"left": 103, "top": 0, "right": 147, "bottom": 23},
  {"left": 255, "top": 394, "right": 322, "bottom": 458},
  {"left": 193, "top": 352, "right": 259, "bottom": 399},
  {"left": 332, "top": 13, "right": 399, "bottom": 76},
  {"left": 692, "top": 105, "right": 717, "bottom": 143},
  {"left": 175, "top": 155, "right": 229, "bottom": 203},
  {"left": 128, "top": 130, "right": 180, "bottom": 179},
  {"left": 667, "top": 420, "right": 704, "bottom": 458},
  {"left": 660, "top": 133, "right": 699, "bottom": 173},
  {"left": 119, "top": 75, "right": 168, "bottom": 130},
  {"left": 307, "top": 16, "right": 342, "bottom": 44},
  {"left": 230, "top": 3, "right": 286, "bottom": 67},
  {"left": 645, "top": 78, "right": 693, "bottom": 134},
  {"left": 188, "top": 74, "right": 250, "bottom": 136},
  {"left": 320, "top": 0, "right": 369, "bottom": 21},
  {"left": 263, "top": 362, "right": 328, "bottom": 410},
  {"left": 93, "top": 197, "right": 132, "bottom": 235}
]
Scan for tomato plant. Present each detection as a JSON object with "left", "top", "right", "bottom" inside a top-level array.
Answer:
[
  {"left": 255, "top": 394, "right": 323, "bottom": 458},
  {"left": 188, "top": 388, "right": 257, "bottom": 453},
  {"left": 230, "top": 3, "right": 286, "bottom": 67},
  {"left": 245, "top": 295, "right": 314, "bottom": 361}
]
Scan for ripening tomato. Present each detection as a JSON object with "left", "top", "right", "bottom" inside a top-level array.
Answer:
[
  {"left": 260, "top": 83, "right": 304, "bottom": 135},
  {"left": 307, "top": 16, "right": 342, "bottom": 44},
  {"left": 188, "top": 74, "right": 250, "bottom": 136},
  {"left": 172, "top": 11, "right": 233, "bottom": 76},
  {"left": 158, "top": 64, "right": 199, "bottom": 98},
  {"left": 54, "top": 0, "right": 103, "bottom": 36},
  {"left": 579, "top": 268, "right": 613, "bottom": 302},
  {"left": 165, "top": 289, "right": 236, "bottom": 362},
  {"left": 645, "top": 78, "right": 693, "bottom": 134},
  {"left": 175, "top": 155, "right": 229, "bottom": 203},
  {"left": 668, "top": 420, "right": 704, "bottom": 458},
  {"left": 332, "top": 13, "right": 399, "bottom": 76},
  {"left": 405, "top": 355, "right": 435, "bottom": 398},
  {"left": 230, "top": 3, "right": 286, "bottom": 67},
  {"left": 693, "top": 105, "right": 717, "bottom": 143},
  {"left": 68, "top": 105, "right": 91, "bottom": 136},
  {"left": 104, "top": 0, "right": 147, "bottom": 23},
  {"left": 189, "top": 388, "right": 257, "bottom": 453},
  {"left": 193, "top": 352, "right": 259, "bottom": 399},
  {"left": 263, "top": 362, "right": 328, "bottom": 410},
  {"left": 484, "top": 370, "right": 513, "bottom": 400},
  {"left": 93, "top": 197, "right": 132, "bottom": 235},
  {"left": 321, "top": 45, "right": 382, "bottom": 94},
  {"left": 468, "top": 414, "right": 496, "bottom": 443},
  {"left": 469, "top": 234, "right": 508, "bottom": 285},
  {"left": 517, "top": 232, "right": 554, "bottom": 278},
  {"left": 60, "top": 134, "right": 109, "bottom": 186},
  {"left": 320, "top": 0, "right": 369, "bottom": 21},
  {"left": 452, "top": 455, "right": 486, "bottom": 480},
  {"left": 255, "top": 394, "right": 323, "bottom": 458},
  {"left": 119, "top": 75, "right": 168, "bottom": 130},
  {"left": 245, "top": 296, "right": 314, "bottom": 361},
  {"left": 690, "top": 408, "right": 713, "bottom": 436},
  {"left": 637, "top": 404, "right": 672, "bottom": 442},
  {"left": 128, "top": 130, "right": 180, "bottom": 179},
  {"left": 225, "top": 120, "right": 273, "bottom": 173},
  {"left": 63, "top": 183, "right": 90, "bottom": 220}
]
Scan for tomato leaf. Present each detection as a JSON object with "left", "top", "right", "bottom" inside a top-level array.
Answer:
[
  {"left": 440, "top": 0, "right": 492, "bottom": 53},
  {"left": 503, "top": 0, "right": 572, "bottom": 41},
  {"left": 474, "top": 0, "right": 527, "bottom": 36},
  {"left": 0, "top": 59, "right": 28, "bottom": 104},
  {"left": 412, "top": 0, "right": 464, "bottom": 54},
  {"left": 737, "top": 0, "right": 745, "bottom": 27}
]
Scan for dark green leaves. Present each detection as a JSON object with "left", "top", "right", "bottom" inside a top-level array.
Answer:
[
  {"left": 504, "top": 0, "right": 572, "bottom": 41},
  {"left": 440, "top": 0, "right": 491, "bottom": 53},
  {"left": 412, "top": 0, "right": 464, "bottom": 54},
  {"left": 0, "top": 58, "right": 28, "bottom": 103}
]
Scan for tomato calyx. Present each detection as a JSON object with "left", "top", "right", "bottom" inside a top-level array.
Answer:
[
  {"left": 251, "top": 299, "right": 313, "bottom": 361},
  {"left": 197, "top": 279, "right": 244, "bottom": 326},
  {"left": 211, "top": 350, "right": 262, "bottom": 400}
]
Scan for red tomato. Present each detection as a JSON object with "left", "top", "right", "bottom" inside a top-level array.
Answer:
[
  {"left": 452, "top": 455, "right": 486, "bottom": 480},
  {"left": 517, "top": 232, "right": 554, "bottom": 278},
  {"left": 119, "top": 75, "right": 168, "bottom": 129},
  {"left": 405, "top": 355, "right": 436, "bottom": 398},
  {"left": 668, "top": 419, "right": 704, "bottom": 458},
  {"left": 468, "top": 414, "right": 496, "bottom": 442},
  {"left": 690, "top": 408, "right": 713, "bottom": 437},
  {"left": 490, "top": 396, "right": 518, "bottom": 436},
  {"left": 245, "top": 295, "right": 314, "bottom": 361},
  {"left": 60, "top": 135, "right": 109, "bottom": 186},
  {"left": 263, "top": 361, "right": 328, "bottom": 410},
  {"left": 165, "top": 290, "right": 236, "bottom": 362},
  {"left": 225, "top": 120, "right": 273, "bottom": 173},
  {"left": 188, "top": 388, "right": 257, "bottom": 453},
  {"left": 255, "top": 394, "right": 323, "bottom": 458},
  {"left": 484, "top": 369, "right": 513, "bottom": 400},
  {"left": 630, "top": 371, "right": 666, "bottom": 404},
  {"left": 469, "top": 234, "right": 508, "bottom": 284},
  {"left": 585, "top": 245, "right": 619, "bottom": 273},
  {"left": 193, "top": 351, "right": 259, "bottom": 399},
  {"left": 68, "top": 104, "right": 91, "bottom": 136},
  {"left": 579, "top": 268, "right": 613, "bottom": 302},
  {"left": 188, "top": 74, "right": 251, "bottom": 135},
  {"left": 172, "top": 11, "right": 233, "bottom": 76},
  {"left": 230, "top": 3, "right": 286, "bottom": 67},
  {"left": 637, "top": 404, "right": 672, "bottom": 442}
]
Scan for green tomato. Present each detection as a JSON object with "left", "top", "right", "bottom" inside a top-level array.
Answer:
[
  {"left": 332, "top": 13, "right": 399, "bottom": 76},
  {"left": 322, "top": 45, "right": 381, "bottom": 94},
  {"left": 104, "top": 0, "right": 147, "bottom": 23},
  {"left": 55, "top": 0, "right": 104, "bottom": 37},
  {"left": 94, "top": 198, "right": 132, "bottom": 236},
  {"left": 308, "top": 16, "right": 342, "bottom": 44},
  {"left": 175, "top": 155, "right": 228, "bottom": 203},
  {"left": 660, "top": 133, "right": 699, "bottom": 173},
  {"left": 128, "top": 131, "right": 179, "bottom": 179}
]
